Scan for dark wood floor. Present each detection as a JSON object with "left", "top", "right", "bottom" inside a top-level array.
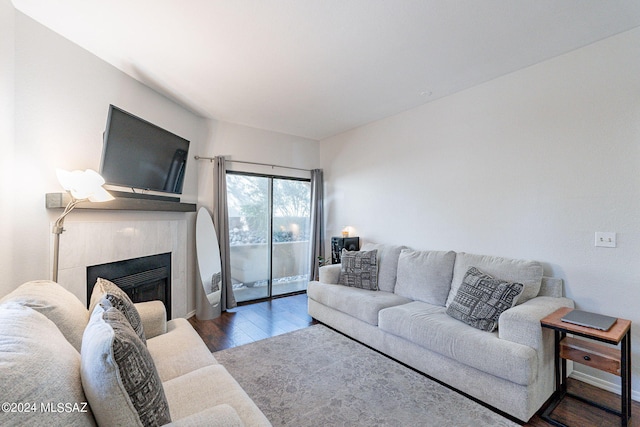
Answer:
[
  {"left": 188, "top": 293, "right": 639, "bottom": 427},
  {"left": 188, "top": 293, "right": 316, "bottom": 352}
]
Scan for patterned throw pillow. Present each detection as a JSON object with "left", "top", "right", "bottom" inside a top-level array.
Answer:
[
  {"left": 339, "top": 249, "right": 378, "bottom": 291},
  {"left": 89, "top": 277, "right": 146, "bottom": 344},
  {"left": 446, "top": 267, "right": 524, "bottom": 332},
  {"left": 81, "top": 303, "right": 171, "bottom": 426}
]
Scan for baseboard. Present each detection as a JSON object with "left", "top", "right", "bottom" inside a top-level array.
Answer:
[
  {"left": 570, "top": 370, "right": 640, "bottom": 402},
  {"left": 185, "top": 309, "right": 196, "bottom": 319}
]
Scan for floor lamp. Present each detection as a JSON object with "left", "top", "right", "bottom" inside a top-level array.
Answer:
[{"left": 52, "top": 169, "right": 113, "bottom": 282}]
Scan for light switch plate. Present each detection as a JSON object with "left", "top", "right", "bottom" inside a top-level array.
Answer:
[{"left": 595, "top": 232, "right": 616, "bottom": 248}]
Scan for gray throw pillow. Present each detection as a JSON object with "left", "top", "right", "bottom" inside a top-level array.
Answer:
[
  {"left": 89, "top": 277, "right": 146, "bottom": 344},
  {"left": 446, "top": 267, "right": 524, "bottom": 332},
  {"left": 81, "top": 303, "right": 171, "bottom": 427},
  {"left": 339, "top": 249, "right": 378, "bottom": 290}
]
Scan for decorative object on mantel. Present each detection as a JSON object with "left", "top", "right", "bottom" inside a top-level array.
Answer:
[{"left": 51, "top": 169, "right": 113, "bottom": 282}]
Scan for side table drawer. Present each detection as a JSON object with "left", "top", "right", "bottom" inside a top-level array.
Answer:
[{"left": 560, "top": 336, "right": 621, "bottom": 376}]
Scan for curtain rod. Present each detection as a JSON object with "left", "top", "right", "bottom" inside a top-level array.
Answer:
[{"left": 194, "top": 156, "right": 311, "bottom": 172}]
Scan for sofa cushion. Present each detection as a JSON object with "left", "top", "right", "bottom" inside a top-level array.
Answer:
[
  {"left": 339, "top": 249, "right": 378, "bottom": 290},
  {"left": 394, "top": 249, "right": 456, "bottom": 306},
  {"left": 446, "top": 252, "right": 543, "bottom": 307},
  {"left": 378, "top": 301, "right": 537, "bottom": 385},
  {"left": 163, "top": 364, "right": 271, "bottom": 426},
  {"left": 81, "top": 303, "right": 171, "bottom": 427},
  {"left": 446, "top": 267, "right": 524, "bottom": 332},
  {"left": 164, "top": 404, "right": 244, "bottom": 427},
  {"left": 148, "top": 318, "right": 218, "bottom": 382},
  {"left": 89, "top": 277, "right": 146, "bottom": 344},
  {"left": 308, "top": 281, "right": 411, "bottom": 326},
  {"left": 360, "top": 243, "right": 407, "bottom": 292},
  {"left": 0, "top": 302, "right": 95, "bottom": 426},
  {"left": 0, "top": 280, "right": 88, "bottom": 352}
]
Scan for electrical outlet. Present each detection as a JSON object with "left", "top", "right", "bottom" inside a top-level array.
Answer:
[{"left": 595, "top": 232, "right": 616, "bottom": 248}]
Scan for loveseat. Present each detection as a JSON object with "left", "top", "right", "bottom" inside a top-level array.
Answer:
[
  {"left": 307, "top": 243, "right": 574, "bottom": 422},
  {"left": 0, "top": 280, "right": 271, "bottom": 427}
]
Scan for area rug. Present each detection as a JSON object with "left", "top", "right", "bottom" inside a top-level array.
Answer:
[{"left": 213, "top": 324, "right": 518, "bottom": 427}]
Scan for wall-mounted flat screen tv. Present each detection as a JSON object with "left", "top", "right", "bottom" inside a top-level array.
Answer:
[{"left": 100, "top": 105, "right": 190, "bottom": 195}]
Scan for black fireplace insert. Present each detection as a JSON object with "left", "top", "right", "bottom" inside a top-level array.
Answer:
[{"left": 87, "top": 252, "right": 171, "bottom": 319}]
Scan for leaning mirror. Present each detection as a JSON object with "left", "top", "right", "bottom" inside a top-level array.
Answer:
[{"left": 195, "top": 207, "right": 222, "bottom": 319}]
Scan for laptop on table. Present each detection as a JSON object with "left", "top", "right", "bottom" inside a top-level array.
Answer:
[{"left": 561, "top": 309, "right": 617, "bottom": 331}]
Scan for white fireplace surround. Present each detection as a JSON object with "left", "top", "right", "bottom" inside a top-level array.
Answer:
[{"left": 52, "top": 219, "right": 188, "bottom": 318}]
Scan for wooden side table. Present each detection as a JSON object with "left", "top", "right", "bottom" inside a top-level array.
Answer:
[{"left": 540, "top": 307, "right": 632, "bottom": 426}]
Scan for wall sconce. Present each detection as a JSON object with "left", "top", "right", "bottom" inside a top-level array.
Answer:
[
  {"left": 52, "top": 169, "right": 113, "bottom": 282},
  {"left": 342, "top": 226, "right": 351, "bottom": 238}
]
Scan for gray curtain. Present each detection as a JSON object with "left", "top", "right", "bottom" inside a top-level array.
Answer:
[
  {"left": 213, "top": 156, "right": 237, "bottom": 310},
  {"left": 309, "top": 169, "right": 324, "bottom": 281}
]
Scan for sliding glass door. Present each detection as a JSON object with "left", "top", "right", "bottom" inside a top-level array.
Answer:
[
  {"left": 226, "top": 174, "right": 270, "bottom": 301},
  {"left": 226, "top": 173, "right": 311, "bottom": 303},
  {"left": 271, "top": 178, "right": 311, "bottom": 297}
]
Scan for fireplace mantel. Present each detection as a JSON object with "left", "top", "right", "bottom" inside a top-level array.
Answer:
[{"left": 46, "top": 192, "right": 196, "bottom": 212}]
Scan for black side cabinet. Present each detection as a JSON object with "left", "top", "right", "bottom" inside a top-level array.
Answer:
[{"left": 331, "top": 237, "right": 360, "bottom": 263}]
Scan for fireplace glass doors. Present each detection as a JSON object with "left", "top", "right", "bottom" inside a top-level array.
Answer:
[{"left": 87, "top": 252, "right": 171, "bottom": 318}]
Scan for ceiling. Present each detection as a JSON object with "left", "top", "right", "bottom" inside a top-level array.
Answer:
[{"left": 12, "top": 1, "right": 640, "bottom": 140}]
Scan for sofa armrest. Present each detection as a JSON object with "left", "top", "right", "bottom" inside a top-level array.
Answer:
[
  {"left": 163, "top": 404, "right": 244, "bottom": 427},
  {"left": 498, "top": 296, "right": 575, "bottom": 350},
  {"left": 135, "top": 300, "right": 167, "bottom": 339},
  {"left": 319, "top": 264, "right": 341, "bottom": 284}
]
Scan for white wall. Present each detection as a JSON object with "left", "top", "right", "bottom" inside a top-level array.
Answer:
[
  {"left": 196, "top": 120, "right": 319, "bottom": 211},
  {"left": 0, "top": 0, "right": 16, "bottom": 285},
  {"left": 2, "top": 10, "right": 209, "bottom": 316},
  {"left": 320, "top": 27, "right": 640, "bottom": 396}
]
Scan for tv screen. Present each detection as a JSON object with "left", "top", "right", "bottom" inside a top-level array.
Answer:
[{"left": 100, "top": 105, "right": 190, "bottom": 195}]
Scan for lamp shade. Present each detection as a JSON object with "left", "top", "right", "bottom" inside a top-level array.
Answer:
[{"left": 56, "top": 169, "right": 114, "bottom": 202}]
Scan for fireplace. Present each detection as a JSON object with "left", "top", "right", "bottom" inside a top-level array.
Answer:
[{"left": 87, "top": 253, "right": 172, "bottom": 319}]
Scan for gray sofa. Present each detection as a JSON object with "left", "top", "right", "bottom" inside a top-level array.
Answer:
[
  {"left": 0, "top": 280, "right": 271, "bottom": 427},
  {"left": 307, "top": 243, "right": 574, "bottom": 422}
]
